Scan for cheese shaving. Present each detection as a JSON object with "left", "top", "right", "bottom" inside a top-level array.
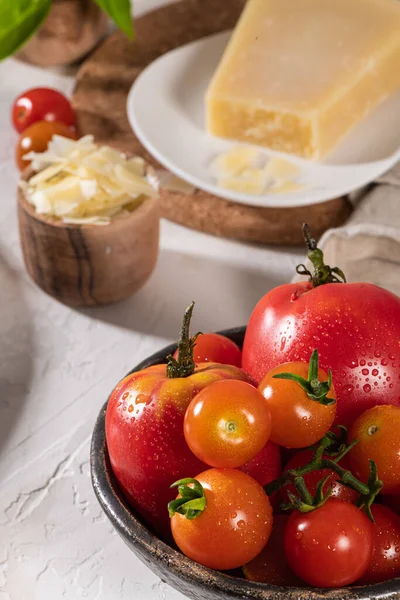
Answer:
[
  {"left": 20, "top": 135, "right": 157, "bottom": 225},
  {"left": 211, "top": 146, "right": 306, "bottom": 196}
]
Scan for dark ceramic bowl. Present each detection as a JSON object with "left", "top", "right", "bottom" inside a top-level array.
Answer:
[{"left": 91, "top": 327, "right": 400, "bottom": 600}]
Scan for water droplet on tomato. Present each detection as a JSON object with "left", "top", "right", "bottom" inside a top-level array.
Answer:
[
  {"left": 389, "top": 383, "right": 394, "bottom": 389},
  {"left": 389, "top": 354, "right": 396, "bottom": 360},
  {"left": 296, "top": 532, "right": 303, "bottom": 540},
  {"left": 343, "top": 385, "right": 354, "bottom": 394},
  {"left": 362, "top": 368, "right": 369, "bottom": 376},
  {"left": 363, "top": 384, "right": 371, "bottom": 393},
  {"left": 128, "top": 404, "right": 134, "bottom": 412},
  {"left": 374, "top": 350, "right": 381, "bottom": 358},
  {"left": 237, "top": 520, "right": 245, "bottom": 529},
  {"left": 280, "top": 337, "right": 286, "bottom": 351},
  {"left": 360, "top": 359, "right": 366, "bottom": 367},
  {"left": 122, "top": 392, "right": 129, "bottom": 400},
  {"left": 372, "top": 369, "right": 379, "bottom": 376},
  {"left": 136, "top": 394, "right": 148, "bottom": 405}
]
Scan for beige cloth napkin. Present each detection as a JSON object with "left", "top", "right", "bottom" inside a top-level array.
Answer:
[{"left": 308, "top": 164, "right": 400, "bottom": 296}]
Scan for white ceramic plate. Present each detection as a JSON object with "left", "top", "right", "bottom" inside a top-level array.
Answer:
[{"left": 127, "top": 31, "right": 400, "bottom": 208}]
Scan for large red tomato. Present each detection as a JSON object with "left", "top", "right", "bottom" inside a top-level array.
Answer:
[{"left": 242, "top": 228, "right": 400, "bottom": 427}]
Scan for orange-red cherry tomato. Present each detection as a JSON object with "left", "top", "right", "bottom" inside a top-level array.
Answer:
[
  {"left": 349, "top": 405, "right": 400, "bottom": 495},
  {"left": 258, "top": 361, "right": 336, "bottom": 448},
  {"left": 170, "top": 469, "right": 273, "bottom": 570},
  {"left": 16, "top": 120, "right": 76, "bottom": 171},
  {"left": 184, "top": 380, "right": 271, "bottom": 468},
  {"left": 173, "top": 332, "right": 242, "bottom": 367}
]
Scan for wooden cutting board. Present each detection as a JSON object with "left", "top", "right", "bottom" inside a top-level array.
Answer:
[{"left": 72, "top": 0, "right": 352, "bottom": 245}]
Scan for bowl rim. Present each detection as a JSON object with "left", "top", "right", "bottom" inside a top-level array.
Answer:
[{"left": 90, "top": 326, "right": 400, "bottom": 600}]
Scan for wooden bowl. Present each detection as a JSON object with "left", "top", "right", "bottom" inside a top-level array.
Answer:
[
  {"left": 90, "top": 328, "right": 400, "bottom": 600},
  {"left": 17, "top": 175, "right": 160, "bottom": 307},
  {"left": 17, "top": 0, "right": 109, "bottom": 67}
]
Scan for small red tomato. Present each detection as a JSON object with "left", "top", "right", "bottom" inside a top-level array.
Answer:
[
  {"left": 16, "top": 121, "right": 77, "bottom": 171},
  {"left": 170, "top": 469, "right": 273, "bottom": 570},
  {"left": 184, "top": 380, "right": 271, "bottom": 468},
  {"left": 12, "top": 87, "right": 75, "bottom": 133},
  {"left": 349, "top": 405, "right": 400, "bottom": 495},
  {"left": 284, "top": 500, "right": 373, "bottom": 588},
  {"left": 282, "top": 449, "right": 358, "bottom": 505},
  {"left": 174, "top": 333, "right": 242, "bottom": 367},
  {"left": 240, "top": 439, "right": 282, "bottom": 487},
  {"left": 243, "top": 515, "right": 302, "bottom": 586},
  {"left": 258, "top": 351, "right": 336, "bottom": 448},
  {"left": 358, "top": 505, "right": 400, "bottom": 585}
]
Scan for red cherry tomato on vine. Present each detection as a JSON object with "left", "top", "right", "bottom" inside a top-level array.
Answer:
[
  {"left": 243, "top": 515, "right": 302, "bottom": 586},
  {"left": 258, "top": 355, "right": 336, "bottom": 448},
  {"left": 16, "top": 121, "right": 77, "bottom": 171},
  {"left": 173, "top": 332, "right": 242, "bottom": 367},
  {"left": 170, "top": 469, "right": 273, "bottom": 570},
  {"left": 12, "top": 87, "right": 75, "bottom": 133},
  {"left": 240, "top": 439, "right": 282, "bottom": 487},
  {"left": 284, "top": 500, "right": 373, "bottom": 588},
  {"left": 242, "top": 229, "right": 400, "bottom": 427},
  {"left": 184, "top": 379, "right": 271, "bottom": 468},
  {"left": 349, "top": 405, "right": 400, "bottom": 495},
  {"left": 358, "top": 505, "right": 400, "bottom": 585},
  {"left": 282, "top": 449, "right": 358, "bottom": 505}
]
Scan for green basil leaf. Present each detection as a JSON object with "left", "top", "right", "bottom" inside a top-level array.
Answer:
[
  {"left": 93, "top": 0, "right": 134, "bottom": 40},
  {"left": 0, "top": 0, "right": 52, "bottom": 61}
]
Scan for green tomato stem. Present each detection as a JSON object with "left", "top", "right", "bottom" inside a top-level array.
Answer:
[
  {"left": 166, "top": 302, "right": 200, "bottom": 379},
  {"left": 296, "top": 223, "right": 347, "bottom": 287},
  {"left": 273, "top": 349, "right": 335, "bottom": 406}
]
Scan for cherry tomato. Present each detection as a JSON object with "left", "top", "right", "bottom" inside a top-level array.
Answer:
[
  {"left": 282, "top": 449, "right": 358, "bottom": 504},
  {"left": 106, "top": 363, "right": 254, "bottom": 538},
  {"left": 12, "top": 87, "right": 75, "bottom": 133},
  {"left": 243, "top": 515, "right": 302, "bottom": 586},
  {"left": 173, "top": 332, "right": 242, "bottom": 367},
  {"left": 170, "top": 469, "right": 273, "bottom": 570},
  {"left": 242, "top": 232, "right": 400, "bottom": 427},
  {"left": 240, "top": 439, "right": 282, "bottom": 487},
  {"left": 284, "top": 500, "right": 373, "bottom": 588},
  {"left": 258, "top": 359, "right": 336, "bottom": 448},
  {"left": 349, "top": 405, "right": 400, "bottom": 495},
  {"left": 16, "top": 121, "right": 76, "bottom": 171},
  {"left": 184, "top": 380, "right": 271, "bottom": 468},
  {"left": 358, "top": 505, "right": 400, "bottom": 585}
]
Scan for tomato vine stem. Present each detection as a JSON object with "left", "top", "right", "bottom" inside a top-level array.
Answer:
[
  {"left": 265, "top": 428, "right": 382, "bottom": 521},
  {"left": 168, "top": 478, "right": 207, "bottom": 520},
  {"left": 273, "top": 349, "right": 335, "bottom": 406},
  {"left": 296, "top": 223, "right": 347, "bottom": 287},
  {"left": 166, "top": 302, "right": 200, "bottom": 379}
]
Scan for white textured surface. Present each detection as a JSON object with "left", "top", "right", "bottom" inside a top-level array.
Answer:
[{"left": 0, "top": 2, "right": 303, "bottom": 598}]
